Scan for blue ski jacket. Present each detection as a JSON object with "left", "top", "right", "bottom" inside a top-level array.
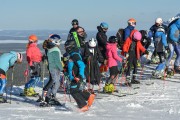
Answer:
[
  {"left": 0, "top": 51, "right": 18, "bottom": 72},
  {"left": 68, "top": 52, "right": 85, "bottom": 81},
  {"left": 155, "top": 31, "right": 168, "bottom": 47},
  {"left": 124, "top": 26, "right": 135, "bottom": 41},
  {"left": 168, "top": 18, "right": 180, "bottom": 43}
]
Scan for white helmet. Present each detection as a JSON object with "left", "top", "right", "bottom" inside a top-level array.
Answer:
[
  {"left": 88, "top": 38, "right": 97, "bottom": 48},
  {"left": 155, "top": 18, "right": 163, "bottom": 25}
]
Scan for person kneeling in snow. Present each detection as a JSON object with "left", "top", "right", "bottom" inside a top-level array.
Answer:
[
  {"left": 0, "top": 51, "right": 23, "bottom": 102},
  {"left": 65, "top": 40, "right": 95, "bottom": 112}
]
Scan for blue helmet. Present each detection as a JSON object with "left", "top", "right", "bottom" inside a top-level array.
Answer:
[
  {"left": 49, "top": 34, "right": 61, "bottom": 46},
  {"left": 100, "top": 22, "right": 108, "bottom": 29}
]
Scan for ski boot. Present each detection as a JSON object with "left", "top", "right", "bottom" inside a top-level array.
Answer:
[
  {"left": 131, "top": 76, "right": 140, "bottom": 84},
  {"left": 103, "top": 83, "right": 115, "bottom": 93},
  {"left": 124, "top": 76, "right": 132, "bottom": 87},
  {"left": 137, "top": 60, "right": 141, "bottom": 67},
  {"left": 0, "top": 95, "right": 7, "bottom": 103},
  {"left": 20, "top": 87, "right": 39, "bottom": 97},
  {"left": 174, "top": 66, "right": 180, "bottom": 74}
]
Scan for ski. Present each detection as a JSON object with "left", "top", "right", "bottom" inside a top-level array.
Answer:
[
  {"left": 19, "top": 93, "right": 39, "bottom": 97},
  {"left": 39, "top": 102, "right": 72, "bottom": 111}
]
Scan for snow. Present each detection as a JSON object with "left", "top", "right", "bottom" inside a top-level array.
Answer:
[{"left": 1, "top": 66, "right": 180, "bottom": 120}]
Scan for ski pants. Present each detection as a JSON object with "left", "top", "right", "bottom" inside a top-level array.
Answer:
[
  {"left": 70, "top": 85, "right": 90, "bottom": 108},
  {"left": 43, "top": 73, "right": 53, "bottom": 91},
  {"left": 46, "top": 69, "right": 61, "bottom": 98},
  {"left": 166, "top": 43, "right": 180, "bottom": 67},
  {"left": 25, "top": 62, "right": 41, "bottom": 89},
  {"left": 0, "top": 78, "right": 7, "bottom": 95},
  {"left": 126, "top": 54, "right": 137, "bottom": 76},
  {"left": 157, "top": 52, "right": 166, "bottom": 63}
]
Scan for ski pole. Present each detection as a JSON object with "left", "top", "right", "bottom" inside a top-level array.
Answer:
[{"left": 10, "top": 66, "right": 14, "bottom": 104}]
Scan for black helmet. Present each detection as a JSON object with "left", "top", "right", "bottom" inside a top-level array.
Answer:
[
  {"left": 71, "top": 19, "right": 79, "bottom": 25},
  {"left": 64, "top": 40, "right": 77, "bottom": 53},
  {"left": 108, "top": 36, "right": 118, "bottom": 43}
]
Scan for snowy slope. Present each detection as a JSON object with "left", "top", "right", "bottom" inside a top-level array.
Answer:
[{"left": 1, "top": 64, "right": 180, "bottom": 120}]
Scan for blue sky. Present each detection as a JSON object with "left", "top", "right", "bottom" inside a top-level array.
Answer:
[{"left": 0, "top": 0, "right": 179, "bottom": 31}]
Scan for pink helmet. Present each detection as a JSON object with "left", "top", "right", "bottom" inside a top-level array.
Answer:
[
  {"left": 133, "top": 31, "right": 142, "bottom": 41},
  {"left": 17, "top": 53, "right": 23, "bottom": 63}
]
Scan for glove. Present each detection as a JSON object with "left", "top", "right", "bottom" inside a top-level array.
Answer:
[
  {"left": 30, "top": 66, "right": 35, "bottom": 70},
  {"left": 74, "top": 77, "right": 80, "bottom": 83},
  {"left": 144, "top": 50, "right": 149, "bottom": 55},
  {"left": 165, "top": 46, "right": 169, "bottom": 51},
  {"left": 124, "top": 52, "right": 129, "bottom": 58}
]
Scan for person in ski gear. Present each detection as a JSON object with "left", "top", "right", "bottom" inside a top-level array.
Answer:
[
  {"left": 42, "top": 34, "right": 63, "bottom": 105},
  {"left": 83, "top": 38, "right": 104, "bottom": 87},
  {"left": 140, "top": 30, "right": 153, "bottom": 49},
  {"left": 23, "top": 34, "right": 42, "bottom": 96},
  {"left": 123, "top": 30, "right": 149, "bottom": 85},
  {"left": 69, "top": 19, "right": 79, "bottom": 34},
  {"left": 0, "top": 51, "right": 23, "bottom": 102},
  {"left": 124, "top": 18, "right": 136, "bottom": 41},
  {"left": 104, "top": 36, "right": 123, "bottom": 93},
  {"left": 65, "top": 40, "right": 95, "bottom": 112},
  {"left": 96, "top": 22, "right": 108, "bottom": 59},
  {"left": 154, "top": 27, "right": 169, "bottom": 63},
  {"left": 150, "top": 18, "right": 168, "bottom": 64},
  {"left": 166, "top": 18, "right": 180, "bottom": 73}
]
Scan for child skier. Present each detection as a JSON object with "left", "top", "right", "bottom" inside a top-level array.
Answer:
[
  {"left": 123, "top": 30, "right": 149, "bottom": 85},
  {"left": 104, "top": 36, "right": 123, "bottom": 93},
  {"left": 83, "top": 38, "right": 104, "bottom": 88},
  {"left": 65, "top": 40, "right": 95, "bottom": 112},
  {"left": 0, "top": 51, "right": 23, "bottom": 102},
  {"left": 40, "top": 34, "right": 63, "bottom": 106},
  {"left": 22, "top": 34, "right": 42, "bottom": 96},
  {"left": 154, "top": 27, "right": 169, "bottom": 63}
]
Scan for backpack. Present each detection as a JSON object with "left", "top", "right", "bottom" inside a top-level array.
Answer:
[{"left": 116, "top": 28, "right": 124, "bottom": 49}]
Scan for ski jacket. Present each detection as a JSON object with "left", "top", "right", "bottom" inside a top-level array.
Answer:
[
  {"left": 26, "top": 43, "right": 42, "bottom": 66},
  {"left": 168, "top": 18, "right": 180, "bottom": 43},
  {"left": 122, "top": 30, "right": 146, "bottom": 59},
  {"left": 154, "top": 31, "right": 168, "bottom": 52},
  {"left": 124, "top": 26, "right": 135, "bottom": 41},
  {"left": 0, "top": 51, "right": 18, "bottom": 73},
  {"left": 68, "top": 51, "right": 85, "bottom": 81},
  {"left": 106, "top": 43, "right": 122, "bottom": 68},
  {"left": 96, "top": 26, "right": 108, "bottom": 50},
  {"left": 47, "top": 47, "right": 63, "bottom": 72},
  {"left": 150, "top": 24, "right": 168, "bottom": 37}
]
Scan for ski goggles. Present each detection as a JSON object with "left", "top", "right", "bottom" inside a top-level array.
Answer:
[{"left": 0, "top": 74, "right": 6, "bottom": 79}]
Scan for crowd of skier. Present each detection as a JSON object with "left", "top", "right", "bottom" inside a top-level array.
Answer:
[{"left": 0, "top": 16, "right": 180, "bottom": 112}]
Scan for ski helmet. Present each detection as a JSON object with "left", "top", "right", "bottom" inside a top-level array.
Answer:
[
  {"left": 64, "top": 40, "right": 77, "bottom": 53},
  {"left": 155, "top": 18, "right": 163, "bottom": 25},
  {"left": 28, "top": 34, "right": 38, "bottom": 42},
  {"left": 133, "top": 31, "right": 142, "bottom": 41},
  {"left": 49, "top": 34, "right": 61, "bottom": 46},
  {"left": 17, "top": 52, "right": 23, "bottom": 63},
  {"left": 88, "top": 38, "right": 97, "bottom": 48},
  {"left": 72, "top": 19, "right": 79, "bottom": 25},
  {"left": 128, "top": 18, "right": 136, "bottom": 26},
  {"left": 108, "top": 36, "right": 118, "bottom": 43},
  {"left": 100, "top": 22, "right": 108, "bottom": 29}
]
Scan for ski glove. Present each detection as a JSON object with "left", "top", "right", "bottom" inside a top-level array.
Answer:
[
  {"left": 144, "top": 50, "right": 149, "bottom": 55},
  {"left": 30, "top": 66, "right": 35, "bottom": 70},
  {"left": 165, "top": 46, "right": 169, "bottom": 51}
]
